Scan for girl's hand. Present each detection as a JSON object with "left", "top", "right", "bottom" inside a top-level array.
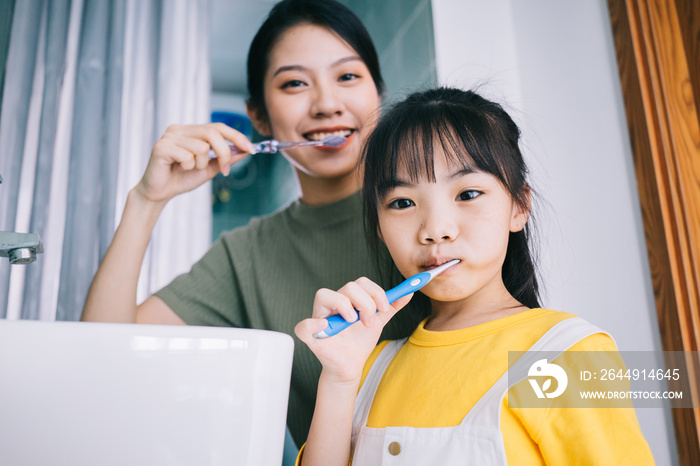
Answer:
[
  {"left": 134, "top": 123, "right": 256, "bottom": 204},
  {"left": 295, "top": 277, "right": 413, "bottom": 384}
]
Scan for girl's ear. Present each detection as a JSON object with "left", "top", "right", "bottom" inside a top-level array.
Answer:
[
  {"left": 246, "top": 102, "right": 272, "bottom": 137},
  {"left": 509, "top": 187, "right": 531, "bottom": 233}
]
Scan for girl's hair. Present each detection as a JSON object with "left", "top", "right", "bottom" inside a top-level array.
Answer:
[
  {"left": 247, "top": 0, "right": 385, "bottom": 122},
  {"left": 362, "top": 87, "right": 541, "bottom": 308}
]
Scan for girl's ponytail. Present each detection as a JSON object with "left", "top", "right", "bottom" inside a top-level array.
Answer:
[{"left": 503, "top": 229, "right": 540, "bottom": 309}]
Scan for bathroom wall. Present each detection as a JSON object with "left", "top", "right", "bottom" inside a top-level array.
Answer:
[
  {"left": 342, "top": 0, "right": 437, "bottom": 102},
  {"left": 430, "top": 0, "right": 676, "bottom": 463}
]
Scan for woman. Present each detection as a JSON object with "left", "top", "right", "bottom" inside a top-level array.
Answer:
[{"left": 81, "top": 0, "right": 429, "bottom": 446}]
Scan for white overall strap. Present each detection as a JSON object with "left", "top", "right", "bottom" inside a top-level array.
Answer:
[
  {"left": 351, "top": 338, "right": 407, "bottom": 437},
  {"left": 464, "top": 318, "right": 611, "bottom": 426}
]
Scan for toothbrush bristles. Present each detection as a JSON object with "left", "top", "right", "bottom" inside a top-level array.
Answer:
[{"left": 321, "top": 135, "right": 347, "bottom": 147}]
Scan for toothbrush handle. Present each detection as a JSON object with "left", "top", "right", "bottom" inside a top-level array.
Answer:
[
  {"left": 208, "top": 144, "right": 247, "bottom": 158},
  {"left": 313, "top": 272, "right": 431, "bottom": 339},
  {"left": 209, "top": 140, "right": 276, "bottom": 158}
]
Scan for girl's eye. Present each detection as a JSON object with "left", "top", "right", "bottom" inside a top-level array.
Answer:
[
  {"left": 388, "top": 198, "right": 415, "bottom": 209},
  {"left": 339, "top": 73, "right": 360, "bottom": 82},
  {"left": 458, "top": 190, "right": 481, "bottom": 201},
  {"left": 281, "top": 80, "right": 306, "bottom": 89}
]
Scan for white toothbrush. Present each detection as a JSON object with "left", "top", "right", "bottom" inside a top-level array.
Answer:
[{"left": 209, "top": 135, "right": 347, "bottom": 158}]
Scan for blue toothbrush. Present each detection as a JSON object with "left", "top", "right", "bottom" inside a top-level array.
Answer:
[{"left": 313, "top": 259, "right": 460, "bottom": 339}]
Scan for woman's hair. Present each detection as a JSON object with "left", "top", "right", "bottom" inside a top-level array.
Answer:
[
  {"left": 247, "top": 0, "right": 385, "bottom": 122},
  {"left": 362, "top": 87, "right": 541, "bottom": 308}
]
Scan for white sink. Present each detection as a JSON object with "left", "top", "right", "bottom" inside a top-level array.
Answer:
[{"left": 0, "top": 319, "right": 294, "bottom": 465}]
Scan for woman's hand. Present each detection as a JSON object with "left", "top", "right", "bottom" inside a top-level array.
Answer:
[
  {"left": 134, "top": 123, "right": 257, "bottom": 204},
  {"left": 295, "top": 277, "right": 413, "bottom": 384}
]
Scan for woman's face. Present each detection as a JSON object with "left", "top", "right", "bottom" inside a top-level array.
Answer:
[{"left": 253, "top": 23, "right": 382, "bottom": 181}]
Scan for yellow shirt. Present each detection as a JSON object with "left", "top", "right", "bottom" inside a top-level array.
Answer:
[{"left": 360, "top": 308, "right": 655, "bottom": 465}]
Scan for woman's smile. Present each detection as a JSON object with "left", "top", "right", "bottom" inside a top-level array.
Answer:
[
  {"left": 303, "top": 127, "right": 355, "bottom": 142},
  {"left": 303, "top": 126, "right": 356, "bottom": 151}
]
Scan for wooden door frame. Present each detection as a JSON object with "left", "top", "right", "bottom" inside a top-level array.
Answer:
[{"left": 607, "top": 0, "right": 700, "bottom": 464}]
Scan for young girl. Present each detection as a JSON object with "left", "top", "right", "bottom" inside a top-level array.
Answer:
[{"left": 295, "top": 87, "right": 654, "bottom": 464}]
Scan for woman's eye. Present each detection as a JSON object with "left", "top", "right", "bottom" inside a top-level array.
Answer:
[
  {"left": 339, "top": 73, "right": 360, "bottom": 82},
  {"left": 458, "top": 190, "right": 481, "bottom": 201},
  {"left": 281, "top": 80, "right": 306, "bottom": 89},
  {"left": 388, "top": 198, "right": 415, "bottom": 209}
]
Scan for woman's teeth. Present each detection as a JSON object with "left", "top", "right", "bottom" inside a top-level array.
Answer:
[{"left": 305, "top": 129, "right": 353, "bottom": 141}]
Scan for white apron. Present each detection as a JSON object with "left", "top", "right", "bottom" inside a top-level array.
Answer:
[{"left": 350, "top": 318, "right": 609, "bottom": 465}]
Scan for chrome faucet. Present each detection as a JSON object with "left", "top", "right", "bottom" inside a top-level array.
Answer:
[
  {"left": 0, "top": 232, "right": 44, "bottom": 265},
  {"left": 0, "top": 174, "right": 44, "bottom": 265}
]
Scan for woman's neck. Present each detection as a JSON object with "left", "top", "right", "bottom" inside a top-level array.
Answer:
[{"left": 295, "top": 168, "right": 362, "bottom": 206}]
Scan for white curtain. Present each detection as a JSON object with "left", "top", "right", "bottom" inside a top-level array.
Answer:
[{"left": 0, "top": 0, "right": 211, "bottom": 321}]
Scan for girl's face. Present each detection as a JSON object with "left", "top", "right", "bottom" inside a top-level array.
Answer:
[
  {"left": 377, "top": 148, "right": 529, "bottom": 307},
  {"left": 252, "top": 23, "right": 381, "bottom": 181}
]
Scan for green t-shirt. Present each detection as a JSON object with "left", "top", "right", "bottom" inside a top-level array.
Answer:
[{"left": 155, "top": 192, "right": 430, "bottom": 446}]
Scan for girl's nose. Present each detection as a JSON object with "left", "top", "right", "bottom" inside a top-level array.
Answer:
[
  {"left": 310, "top": 82, "right": 344, "bottom": 117},
  {"left": 418, "top": 210, "right": 458, "bottom": 244}
]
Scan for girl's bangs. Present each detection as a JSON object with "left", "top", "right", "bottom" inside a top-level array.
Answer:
[{"left": 378, "top": 116, "right": 479, "bottom": 197}]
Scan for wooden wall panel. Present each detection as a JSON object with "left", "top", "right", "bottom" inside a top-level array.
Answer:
[
  {"left": 673, "top": 0, "right": 700, "bottom": 114},
  {"left": 607, "top": 0, "right": 700, "bottom": 464}
]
